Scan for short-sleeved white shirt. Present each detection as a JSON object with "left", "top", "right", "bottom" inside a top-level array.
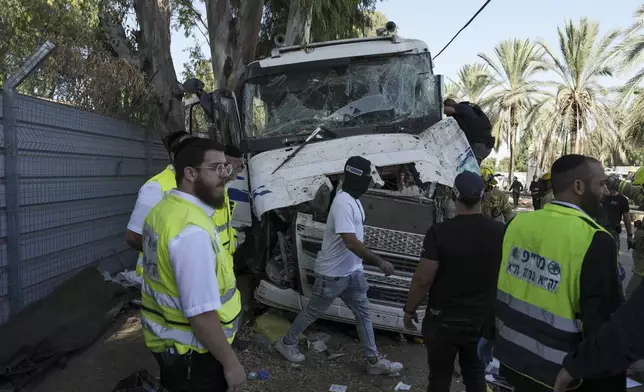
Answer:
[
  {"left": 314, "top": 190, "right": 365, "bottom": 277},
  {"left": 155, "top": 190, "right": 222, "bottom": 318},
  {"left": 127, "top": 166, "right": 175, "bottom": 235}
]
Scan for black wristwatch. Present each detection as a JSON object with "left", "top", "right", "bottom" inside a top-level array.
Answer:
[{"left": 403, "top": 306, "right": 416, "bottom": 315}]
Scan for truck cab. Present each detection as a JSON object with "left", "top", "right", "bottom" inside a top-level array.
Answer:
[{"left": 185, "top": 26, "right": 479, "bottom": 335}]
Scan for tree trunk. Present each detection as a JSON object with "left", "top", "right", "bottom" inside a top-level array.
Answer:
[
  {"left": 206, "top": 0, "right": 264, "bottom": 91},
  {"left": 508, "top": 106, "right": 517, "bottom": 186},
  {"left": 100, "top": 0, "right": 185, "bottom": 135},
  {"left": 205, "top": 0, "right": 263, "bottom": 143},
  {"left": 285, "top": 0, "right": 313, "bottom": 46},
  {"left": 571, "top": 104, "right": 580, "bottom": 154}
]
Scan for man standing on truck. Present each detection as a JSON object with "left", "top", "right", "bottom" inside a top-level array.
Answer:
[
  {"left": 140, "top": 139, "right": 245, "bottom": 392},
  {"left": 403, "top": 170, "right": 505, "bottom": 392},
  {"left": 443, "top": 99, "right": 494, "bottom": 164},
  {"left": 125, "top": 130, "right": 194, "bottom": 276},
  {"left": 478, "top": 154, "right": 625, "bottom": 392},
  {"left": 275, "top": 156, "right": 404, "bottom": 376}
]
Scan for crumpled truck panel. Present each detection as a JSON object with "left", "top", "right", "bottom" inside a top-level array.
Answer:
[{"left": 248, "top": 117, "right": 479, "bottom": 217}]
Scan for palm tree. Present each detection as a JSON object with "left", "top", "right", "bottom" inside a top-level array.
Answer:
[
  {"left": 447, "top": 63, "right": 492, "bottom": 104},
  {"left": 535, "top": 18, "right": 620, "bottom": 154},
  {"left": 614, "top": 5, "right": 644, "bottom": 146},
  {"left": 478, "top": 39, "right": 547, "bottom": 182},
  {"left": 444, "top": 80, "right": 464, "bottom": 101}
]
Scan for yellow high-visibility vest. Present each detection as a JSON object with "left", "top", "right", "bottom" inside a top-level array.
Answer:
[
  {"left": 140, "top": 192, "right": 241, "bottom": 354},
  {"left": 135, "top": 165, "right": 176, "bottom": 277},
  {"left": 213, "top": 191, "right": 237, "bottom": 255},
  {"left": 496, "top": 203, "right": 613, "bottom": 390}
]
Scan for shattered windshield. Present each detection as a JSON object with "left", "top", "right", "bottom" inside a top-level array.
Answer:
[{"left": 243, "top": 53, "right": 438, "bottom": 138}]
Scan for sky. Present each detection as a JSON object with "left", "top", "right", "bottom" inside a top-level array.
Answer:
[{"left": 169, "top": 0, "right": 642, "bottom": 158}]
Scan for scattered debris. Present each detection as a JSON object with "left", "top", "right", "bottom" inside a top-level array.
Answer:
[
  {"left": 254, "top": 312, "right": 304, "bottom": 344},
  {"left": 329, "top": 384, "right": 348, "bottom": 392},
  {"left": 394, "top": 381, "right": 412, "bottom": 391},
  {"left": 310, "top": 340, "right": 328, "bottom": 353},
  {"left": 307, "top": 332, "right": 331, "bottom": 343},
  {"left": 257, "top": 370, "right": 270, "bottom": 380},
  {"left": 327, "top": 353, "right": 347, "bottom": 361}
]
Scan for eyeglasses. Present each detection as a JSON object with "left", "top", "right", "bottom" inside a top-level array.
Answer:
[{"left": 194, "top": 162, "right": 233, "bottom": 177}]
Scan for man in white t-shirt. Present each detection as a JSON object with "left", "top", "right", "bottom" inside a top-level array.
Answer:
[
  {"left": 275, "top": 156, "right": 404, "bottom": 376},
  {"left": 125, "top": 131, "right": 193, "bottom": 274}
]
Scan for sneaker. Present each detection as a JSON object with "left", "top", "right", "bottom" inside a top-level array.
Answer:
[
  {"left": 366, "top": 356, "right": 404, "bottom": 375},
  {"left": 274, "top": 337, "right": 305, "bottom": 363}
]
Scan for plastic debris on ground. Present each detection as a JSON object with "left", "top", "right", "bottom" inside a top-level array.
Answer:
[
  {"left": 111, "top": 369, "right": 167, "bottom": 392},
  {"left": 329, "top": 384, "right": 348, "bottom": 392},
  {"left": 309, "top": 340, "right": 328, "bottom": 352},
  {"left": 254, "top": 312, "right": 305, "bottom": 345},
  {"left": 627, "top": 378, "right": 642, "bottom": 389},
  {"left": 394, "top": 381, "right": 412, "bottom": 390},
  {"left": 103, "top": 270, "right": 142, "bottom": 289},
  {"left": 247, "top": 370, "right": 270, "bottom": 380},
  {"left": 327, "top": 353, "right": 346, "bottom": 360}
]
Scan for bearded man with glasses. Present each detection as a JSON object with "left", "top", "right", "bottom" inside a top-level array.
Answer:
[{"left": 140, "top": 138, "right": 246, "bottom": 392}]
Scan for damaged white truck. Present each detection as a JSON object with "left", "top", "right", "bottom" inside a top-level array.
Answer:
[{"left": 184, "top": 24, "right": 479, "bottom": 336}]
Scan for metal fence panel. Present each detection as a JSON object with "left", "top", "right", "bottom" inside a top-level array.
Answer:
[
  {"left": 0, "top": 92, "right": 7, "bottom": 324},
  {"left": 0, "top": 92, "right": 167, "bottom": 324}
]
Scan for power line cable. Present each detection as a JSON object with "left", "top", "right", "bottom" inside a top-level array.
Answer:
[{"left": 432, "top": 0, "right": 493, "bottom": 60}]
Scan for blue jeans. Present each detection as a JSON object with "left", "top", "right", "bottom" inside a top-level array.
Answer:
[{"left": 283, "top": 270, "right": 379, "bottom": 358}]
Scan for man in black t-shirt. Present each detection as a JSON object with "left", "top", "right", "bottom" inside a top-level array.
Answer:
[
  {"left": 598, "top": 187, "right": 633, "bottom": 252},
  {"left": 529, "top": 175, "right": 541, "bottom": 210},
  {"left": 403, "top": 171, "right": 505, "bottom": 392},
  {"left": 443, "top": 99, "right": 494, "bottom": 164},
  {"left": 509, "top": 177, "right": 524, "bottom": 209}
]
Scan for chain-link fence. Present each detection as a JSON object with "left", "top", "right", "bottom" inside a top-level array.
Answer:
[{"left": 0, "top": 43, "right": 168, "bottom": 324}]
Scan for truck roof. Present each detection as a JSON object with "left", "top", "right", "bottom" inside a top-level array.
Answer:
[{"left": 248, "top": 36, "right": 430, "bottom": 70}]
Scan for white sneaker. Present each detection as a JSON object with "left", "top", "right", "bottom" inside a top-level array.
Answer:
[
  {"left": 366, "top": 356, "right": 404, "bottom": 375},
  {"left": 275, "top": 337, "right": 305, "bottom": 363}
]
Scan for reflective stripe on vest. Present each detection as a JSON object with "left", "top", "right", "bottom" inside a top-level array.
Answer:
[
  {"left": 140, "top": 193, "right": 242, "bottom": 354},
  {"left": 495, "top": 203, "right": 610, "bottom": 390},
  {"left": 214, "top": 191, "right": 236, "bottom": 255},
  {"left": 135, "top": 166, "right": 177, "bottom": 277}
]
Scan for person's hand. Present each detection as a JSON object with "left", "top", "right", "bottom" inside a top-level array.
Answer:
[
  {"left": 223, "top": 358, "right": 246, "bottom": 392},
  {"left": 403, "top": 311, "right": 418, "bottom": 331},
  {"left": 553, "top": 368, "right": 575, "bottom": 392},
  {"left": 378, "top": 260, "right": 395, "bottom": 276},
  {"left": 628, "top": 234, "right": 634, "bottom": 250},
  {"left": 477, "top": 337, "right": 494, "bottom": 366}
]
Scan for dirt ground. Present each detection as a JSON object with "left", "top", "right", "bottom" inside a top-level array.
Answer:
[
  {"left": 23, "top": 198, "right": 644, "bottom": 392},
  {"left": 28, "top": 309, "right": 470, "bottom": 392}
]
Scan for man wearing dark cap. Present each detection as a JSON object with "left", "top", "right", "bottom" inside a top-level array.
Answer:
[
  {"left": 403, "top": 170, "right": 505, "bottom": 392},
  {"left": 126, "top": 130, "right": 195, "bottom": 276},
  {"left": 276, "top": 156, "right": 404, "bottom": 376}
]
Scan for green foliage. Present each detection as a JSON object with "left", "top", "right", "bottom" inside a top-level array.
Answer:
[
  {"left": 480, "top": 157, "right": 497, "bottom": 171},
  {"left": 498, "top": 157, "right": 511, "bottom": 172},
  {"left": 452, "top": 63, "right": 492, "bottom": 104},
  {"left": 0, "top": 0, "right": 157, "bottom": 124},
  {"left": 256, "top": 0, "right": 380, "bottom": 58}
]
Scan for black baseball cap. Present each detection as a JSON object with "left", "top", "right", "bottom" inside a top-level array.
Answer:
[
  {"left": 453, "top": 170, "right": 485, "bottom": 202},
  {"left": 344, "top": 156, "right": 372, "bottom": 179}
]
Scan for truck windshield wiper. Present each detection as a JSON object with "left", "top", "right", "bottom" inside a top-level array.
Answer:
[{"left": 272, "top": 126, "right": 335, "bottom": 174}]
